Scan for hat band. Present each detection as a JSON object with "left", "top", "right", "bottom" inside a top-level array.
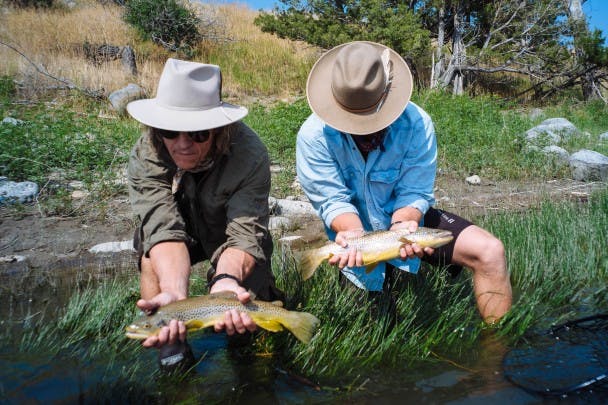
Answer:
[
  {"left": 156, "top": 99, "right": 224, "bottom": 112},
  {"left": 334, "top": 80, "right": 392, "bottom": 114}
]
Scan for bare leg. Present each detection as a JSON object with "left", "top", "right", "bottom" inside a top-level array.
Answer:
[{"left": 451, "top": 225, "right": 512, "bottom": 323}]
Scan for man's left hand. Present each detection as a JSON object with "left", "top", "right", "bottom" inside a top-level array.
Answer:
[
  {"left": 390, "top": 220, "right": 435, "bottom": 259},
  {"left": 210, "top": 277, "right": 257, "bottom": 335}
]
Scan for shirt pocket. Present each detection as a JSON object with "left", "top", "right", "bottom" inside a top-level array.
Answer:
[{"left": 368, "top": 169, "right": 399, "bottom": 213}]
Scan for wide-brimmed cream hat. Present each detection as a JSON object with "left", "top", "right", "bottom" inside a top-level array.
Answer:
[
  {"left": 127, "top": 58, "right": 247, "bottom": 132},
  {"left": 306, "top": 41, "right": 412, "bottom": 135}
]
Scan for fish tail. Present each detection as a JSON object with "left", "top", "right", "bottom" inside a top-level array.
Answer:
[
  {"left": 281, "top": 311, "right": 320, "bottom": 344},
  {"left": 295, "top": 248, "right": 327, "bottom": 280}
]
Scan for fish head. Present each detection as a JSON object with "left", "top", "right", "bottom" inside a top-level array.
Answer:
[
  {"left": 399, "top": 228, "right": 454, "bottom": 248},
  {"left": 424, "top": 229, "right": 454, "bottom": 246},
  {"left": 125, "top": 312, "right": 169, "bottom": 340}
]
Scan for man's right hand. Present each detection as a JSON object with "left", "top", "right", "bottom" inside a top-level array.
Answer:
[
  {"left": 137, "top": 292, "right": 187, "bottom": 348},
  {"left": 330, "top": 228, "right": 365, "bottom": 269}
]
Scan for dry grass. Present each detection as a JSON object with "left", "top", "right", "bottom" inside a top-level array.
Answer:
[
  {"left": 199, "top": 3, "right": 319, "bottom": 99},
  {"left": 0, "top": 1, "right": 317, "bottom": 103}
]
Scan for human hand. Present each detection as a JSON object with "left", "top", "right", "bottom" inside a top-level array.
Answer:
[
  {"left": 390, "top": 220, "right": 434, "bottom": 259},
  {"left": 330, "top": 228, "right": 365, "bottom": 269},
  {"left": 210, "top": 277, "right": 257, "bottom": 335},
  {"left": 136, "top": 292, "right": 187, "bottom": 349}
]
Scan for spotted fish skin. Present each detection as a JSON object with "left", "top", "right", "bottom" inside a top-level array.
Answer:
[
  {"left": 125, "top": 292, "right": 320, "bottom": 344},
  {"left": 297, "top": 227, "right": 454, "bottom": 280}
]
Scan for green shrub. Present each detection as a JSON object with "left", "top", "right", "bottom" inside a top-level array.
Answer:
[{"left": 123, "top": 0, "right": 201, "bottom": 56}]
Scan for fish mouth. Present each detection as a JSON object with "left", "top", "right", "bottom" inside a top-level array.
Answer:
[{"left": 125, "top": 326, "right": 152, "bottom": 340}]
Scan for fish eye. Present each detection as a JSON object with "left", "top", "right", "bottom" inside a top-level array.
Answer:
[{"left": 144, "top": 322, "right": 151, "bottom": 329}]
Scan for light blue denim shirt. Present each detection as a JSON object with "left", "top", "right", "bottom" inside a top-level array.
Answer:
[{"left": 296, "top": 102, "right": 437, "bottom": 291}]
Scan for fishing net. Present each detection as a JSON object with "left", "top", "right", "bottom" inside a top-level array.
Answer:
[{"left": 503, "top": 314, "right": 608, "bottom": 396}]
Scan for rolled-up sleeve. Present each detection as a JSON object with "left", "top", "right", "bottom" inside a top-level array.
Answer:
[
  {"left": 296, "top": 117, "right": 359, "bottom": 230},
  {"left": 127, "top": 135, "right": 192, "bottom": 256}
]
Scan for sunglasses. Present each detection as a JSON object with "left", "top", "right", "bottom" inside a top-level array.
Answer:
[{"left": 155, "top": 128, "right": 212, "bottom": 143}]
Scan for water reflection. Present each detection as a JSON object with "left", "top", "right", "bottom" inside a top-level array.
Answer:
[{"left": 1, "top": 261, "right": 607, "bottom": 404}]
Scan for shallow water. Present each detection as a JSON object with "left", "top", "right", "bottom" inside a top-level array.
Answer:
[{"left": 1, "top": 263, "right": 606, "bottom": 404}]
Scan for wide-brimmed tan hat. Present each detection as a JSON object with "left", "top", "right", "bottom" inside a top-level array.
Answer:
[
  {"left": 127, "top": 58, "right": 247, "bottom": 132},
  {"left": 307, "top": 41, "right": 412, "bottom": 135}
]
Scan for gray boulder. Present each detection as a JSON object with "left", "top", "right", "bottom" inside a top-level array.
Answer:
[
  {"left": 0, "top": 177, "right": 39, "bottom": 204},
  {"left": 525, "top": 118, "right": 578, "bottom": 145},
  {"left": 269, "top": 197, "right": 316, "bottom": 217},
  {"left": 541, "top": 145, "right": 569, "bottom": 165},
  {"left": 2, "top": 117, "right": 24, "bottom": 126},
  {"left": 569, "top": 149, "right": 608, "bottom": 181}
]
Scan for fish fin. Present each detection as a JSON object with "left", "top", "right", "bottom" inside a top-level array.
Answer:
[
  {"left": 364, "top": 262, "right": 379, "bottom": 274},
  {"left": 295, "top": 248, "right": 327, "bottom": 281},
  {"left": 279, "top": 311, "right": 321, "bottom": 344},
  {"left": 255, "top": 319, "right": 285, "bottom": 333},
  {"left": 248, "top": 289, "right": 257, "bottom": 301},
  {"left": 270, "top": 300, "right": 284, "bottom": 307},
  {"left": 398, "top": 236, "right": 413, "bottom": 245},
  {"left": 185, "top": 319, "right": 213, "bottom": 331}
]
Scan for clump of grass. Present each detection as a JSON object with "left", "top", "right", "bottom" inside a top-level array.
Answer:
[
  {"left": 480, "top": 187, "right": 608, "bottom": 333},
  {"left": 19, "top": 278, "right": 140, "bottom": 355}
]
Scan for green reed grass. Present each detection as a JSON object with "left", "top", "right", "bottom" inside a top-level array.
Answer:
[{"left": 5, "top": 189, "right": 606, "bottom": 386}]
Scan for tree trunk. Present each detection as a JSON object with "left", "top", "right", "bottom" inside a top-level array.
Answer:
[
  {"left": 451, "top": 1, "right": 466, "bottom": 95},
  {"left": 567, "top": 0, "right": 602, "bottom": 100},
  {"left": 431, "top": 3, "right": 446, "bottom": 88}
]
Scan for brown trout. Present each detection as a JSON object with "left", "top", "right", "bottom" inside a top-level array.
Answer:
[
  {"left": 297, "top": 227, "right": 454, "bottom": 280},
  {"left": 125, "top": 292, "right": 320, "bottom": 344}
]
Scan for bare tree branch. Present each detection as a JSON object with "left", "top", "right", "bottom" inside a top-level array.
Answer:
[{"left": 0, "top": 40, "right": 104, "bottom": 99}]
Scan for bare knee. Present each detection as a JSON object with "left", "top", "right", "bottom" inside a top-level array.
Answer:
[
  {"left": 476, "top": 236, "right": 507, "bottom": 276},
  {"left": 455, "top": 227, "right": 506, "bottom": 276}
]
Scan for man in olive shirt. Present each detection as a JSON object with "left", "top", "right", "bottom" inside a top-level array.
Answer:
[{"left": 126, "top": 59, "right": 283, "bottom": 370}]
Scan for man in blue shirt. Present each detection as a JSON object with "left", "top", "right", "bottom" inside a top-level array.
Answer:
[{"left": 296, "top": 41, "right": 512, "bottom": 323}]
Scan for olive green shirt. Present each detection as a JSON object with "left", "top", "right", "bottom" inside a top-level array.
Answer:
[{"left": 127, "top": 121, "right": 272, "bottom": 268}]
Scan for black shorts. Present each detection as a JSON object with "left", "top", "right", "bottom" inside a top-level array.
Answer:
[{"left": 421, "top": 207, "right": 474, "bottom": 276}]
